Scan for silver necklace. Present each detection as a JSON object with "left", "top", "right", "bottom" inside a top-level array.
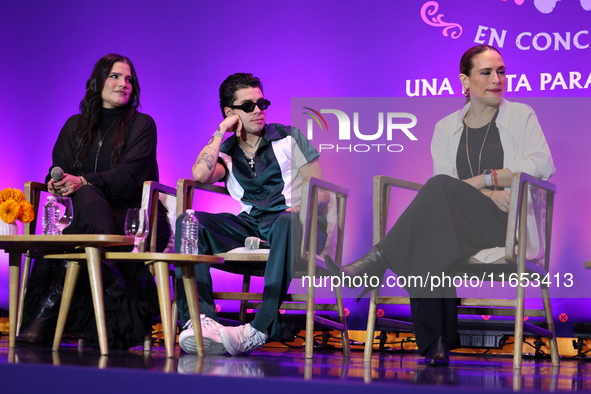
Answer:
[
  {"left": 464, "top": 109, "right": 497, "bottom": 178},
  {"left": 238, "top": 135, "right": 262, "bottom": 169},
  {"left": 238, "top": 143, "right": 256, "bottom": 168},
  {"left": 94, "top": 119, "right": 117, "bottom": 172}
]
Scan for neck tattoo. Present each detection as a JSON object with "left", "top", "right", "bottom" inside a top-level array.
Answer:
[{"left": 244, "top": 134, "right": 262, "bottom": 150}]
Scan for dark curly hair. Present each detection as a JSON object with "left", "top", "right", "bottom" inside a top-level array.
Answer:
[
  {"left": 72, "top": 54, "right": 141, "bottom": 174},
  {"left": 219, "top": 73, "right": 263, "bottom": 118}
]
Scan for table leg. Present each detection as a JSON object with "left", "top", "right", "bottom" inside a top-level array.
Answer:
[
  {"left": 181, "top": 265, "right": 203, "bottom": 356},
  {"left": 8, "top": 252, "right": 22, "bottom": 348},
  {"left": 85, "top": 246, "right": 109, "bottom": 355},
  {"left": 52, "top": 261, "right": 81, "bottom": 352},
  {"left": 154, "top": 261, "right": 173, "bottom": 358}
]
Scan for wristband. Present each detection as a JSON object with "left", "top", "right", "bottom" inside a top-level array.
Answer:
[
  {"left": 213, "top": 130, "right": 224, "bottom": 139},
  {"left": 483, "top": 169, "right": 493, "bottom": 187}
]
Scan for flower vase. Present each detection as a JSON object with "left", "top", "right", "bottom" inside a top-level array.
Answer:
[{"left": 0, "top": 221, "right": 19, "bottom": 235}]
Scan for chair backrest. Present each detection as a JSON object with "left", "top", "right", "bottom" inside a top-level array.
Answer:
[
  {"left": 372, "top": 173, "right": 556, "bottom": 274},
  {"left": 24, "top": 181, "right": 48, "bottom": 236},
  {"left": 298, "top": 177, "right": 348, "bottom": 275},
  {"left": 176, "top": 177, "right": 349, "bottom": 271},
  {"left": 140, "top": 181, "right": 177, "bottom": 253}
]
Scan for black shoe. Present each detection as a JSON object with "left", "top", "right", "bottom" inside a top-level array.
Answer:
[
  {"left": 325, "top": 246, "right": 386, "bottom": 278},
  {"left": 424, "top": 336, "right": 450, "bottom": 366},
  {"left": 17, "top": 260, "right": 68, "bottom": 346},
  {"left": 325, "top": 248, "right": 386, "bottom": 301}
]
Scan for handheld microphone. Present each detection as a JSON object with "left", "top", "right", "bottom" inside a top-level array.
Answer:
[
  {"left": 245, "top": 237, "right": 270, "bottom": 250},
  {"left": 50, "top": 166, "right": 64, "bottom": 182}
]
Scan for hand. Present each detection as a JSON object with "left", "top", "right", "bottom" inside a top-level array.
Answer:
[
  {"left": 219, "top": 115, "right": 243, "bottom": 138},
  {"left": 286, "top": 205, "right": 301, "bottom": 213},
  {"left": 463, "top": 174, "right": 486, "bottom": 190},
  {"left": 485, "top": 189, "right": 511, "bottom": 213},
  {"left": 47, "top": 179, "right": 59, "bottom": 195},
  {"left": 52, "top": 174, "right": 83, "bottom": 197}
]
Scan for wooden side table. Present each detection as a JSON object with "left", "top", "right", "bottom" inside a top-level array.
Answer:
[
  {"left": 0, "top": 234, "right": 133, "bottom": 352},
  {"left": 45, "top": 251, "right": 223, "bottom": 357}
]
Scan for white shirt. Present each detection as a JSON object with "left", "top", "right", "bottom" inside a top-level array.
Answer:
[{"left": 430, "top": 99, "right": 556, "bottom": 263}]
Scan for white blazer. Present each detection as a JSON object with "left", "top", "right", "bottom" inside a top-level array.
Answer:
[{"left": 431, "top": 99, "right": 555, "bottom": 263}]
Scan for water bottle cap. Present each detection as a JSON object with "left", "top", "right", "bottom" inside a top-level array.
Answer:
[{"left": 186, "top": 209, "right": 195, "bottom": 214}]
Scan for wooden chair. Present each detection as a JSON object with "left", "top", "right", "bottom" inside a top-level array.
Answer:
[
  {"left": 17, "top": 181, "right": 48, "bottom": 333},
  {"left": 363, "top": 173, "right": 559, "bottom": 369},
  {"left": 177, "top": 176, "right": 351, "bottom": 359},
  {"left": 44, "top": 181, "right": 223, "bottom": 357}
]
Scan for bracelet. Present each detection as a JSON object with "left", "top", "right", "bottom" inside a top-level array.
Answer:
[
  {"left": 492, "top": 169, "right": 498, "bottom": 190},
  {"left": 213, "top": 130, "right": 224, "bottom": 139}
]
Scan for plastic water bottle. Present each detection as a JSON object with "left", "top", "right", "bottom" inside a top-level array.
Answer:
[
  {"left": 42, "top": 195, "right": 60, "bottom": 235},
  {"left": 180, "top": 209, "right": 199, "bottom": 255}
]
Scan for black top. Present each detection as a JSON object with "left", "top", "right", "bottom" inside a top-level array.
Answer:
[
  {"left": 218, "top": 123, "right": 320, "bottom": 228},
  {"left": 47, "top": 109, "right": 159, "bottom": 208},
  {"left": 456, "top": 110, "right": 504, "bottom": 186}
]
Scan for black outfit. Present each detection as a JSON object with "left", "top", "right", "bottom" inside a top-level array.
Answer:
[
  {"left": 21, "top": 108, "right": 170, "bottom": 349},
  {"left": 376, "top": 114, "right": 507, "bottom": 354}
]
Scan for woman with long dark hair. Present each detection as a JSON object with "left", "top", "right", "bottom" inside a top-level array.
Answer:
[
  {"left": 328, "top": 45, "right": 554, "bottom": 366},
  {"left": 18, "top": 54, "right": 170, "bottom": 349}
]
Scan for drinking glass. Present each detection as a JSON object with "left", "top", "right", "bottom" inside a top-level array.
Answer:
[
  {"left": 124, "top": 208, "right": 149, "bottom": 253},
  {"left": 54, "top": 196, "right": 74, "bottom": 235}
]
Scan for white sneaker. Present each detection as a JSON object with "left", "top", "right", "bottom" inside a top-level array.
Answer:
[
  {"left": 179, "top": 315, "right": 227, "bottom": 355},
  {"left": 218, "top": 323, "right": 268, "bottom": 356}
]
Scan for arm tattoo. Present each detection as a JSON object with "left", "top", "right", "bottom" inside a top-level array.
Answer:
[
  {"left": 206, "top": 136, "right": 215, "bottom": 146},
  {"left": 197, "top": 152, "right": 215, "bottom": 170}
]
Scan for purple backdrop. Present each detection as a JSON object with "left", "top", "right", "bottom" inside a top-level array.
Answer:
[{"left": 1, "top": 0, "right": 590, "bottom": 333}]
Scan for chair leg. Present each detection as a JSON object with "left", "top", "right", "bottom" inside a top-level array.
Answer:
[
  {"left": 52, "top": 261, "right": 81, "bottom": 352},
  {"left": 85, "top": 246, "right": 109, "bottom": 356},
  {"left": 335, "top": 285, "right": 350, "bottom": 357},
  {"left": 181, "top": 265, "right": 204, "bottom": 356},
  {"left": 171, "top": 277, "right": 178, "bottom": 342},
  {"left": 542, "top": 285, "right": 560, "bottom": 367},
  {"left": 364, "top": 289, "right": 379, "bottom": 362},
  {"left": 513, "top": 284, "right": 525, "bottom": 369},
  {"left": 16, "top": 253, "right": 32, "bottom": 335},
  {"left": 305, "top": 280, "right": 316, "bottom": 359},
  {"left": 154, "top": 261, "right": 174, "bottom": 358},
  {"left": 143, "top": 334, "right": 152, "bottom": 352},
  {"left": 239, "top": 275, "right": 251, "bottom": 323}
]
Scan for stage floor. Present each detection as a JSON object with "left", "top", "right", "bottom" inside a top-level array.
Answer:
[{"left": 1, "top": 335, "right": 590, "bottom": 393}]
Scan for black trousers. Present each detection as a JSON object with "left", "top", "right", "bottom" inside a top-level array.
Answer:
[
  {"left": 376, "top": 175, "right": 508, "bottom": 354},
  {"left": 189, "top": 211, "right": 302, "bottom": 342}
]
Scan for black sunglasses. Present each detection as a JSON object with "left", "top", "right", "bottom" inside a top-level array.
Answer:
[{"left": 228, "top": 98, "right": 271, "bottom": 113}]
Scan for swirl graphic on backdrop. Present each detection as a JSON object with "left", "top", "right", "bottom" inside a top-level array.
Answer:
[{"left": 420, "top": 2, "right": 463, "bottom": 39}]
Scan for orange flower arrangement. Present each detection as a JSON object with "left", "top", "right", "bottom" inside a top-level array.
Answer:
[{"left": 0, "top": 188, "right": 34, "bottom": 224}]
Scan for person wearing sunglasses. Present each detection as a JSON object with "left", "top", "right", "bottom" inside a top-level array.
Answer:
[{"left": 177, "top": 73, "right": 328, "bottom": 356}]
